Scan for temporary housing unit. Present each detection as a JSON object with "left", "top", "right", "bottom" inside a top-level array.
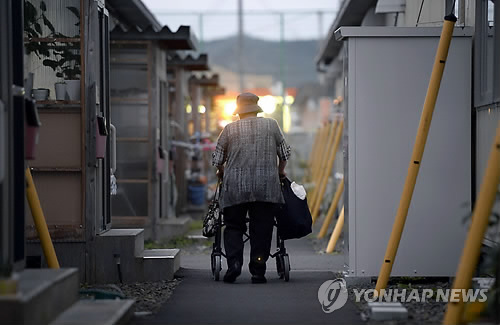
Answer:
[
  {"left": 203, "top": 84, "right": 226, "bottom": 135},
  {"left": 189, "top": 74, "right": 220, "bottom": 136},
  {"left": 166, "top": 54, "right": 209, "bottom": 212},
  {"left": 23, "top": 0, "right": 113, "bottom": 282},
  {"left": 109, "top": 26, "right": 198, "bottom": 239},
  {"left": 187, "top": 74, "right": 221, "bottom": 196},
  {"left": 337, "top": 27, "right": 472, "bottom": 277},
  {"left": 19, "top": 0, "right": 186, "bottom": 285},
  {"left": 0, "top": 1, "right": 137, "bottom": 323}
]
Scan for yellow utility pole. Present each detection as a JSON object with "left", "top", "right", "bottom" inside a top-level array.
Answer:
[
  {"left": 25, "top": 168, "right": 60, "bottom": 269},
  {"left": 307, "top": 126, "right": 324, "bottom": 184},
  {"left": 374, "top": 14, "right": 457, "bottom": 295},
  {"left": 310, "top": 121, "right": 338, "bottom": 204},
  {"left": 326, "top": 205, "right": 345, "bottom": 253},
  {"left": 303, "top": 128, "right": 321, "bottom": 182},
  {"left": 311, "top": 119, "right": 343, "bottom": 221},
  {"left": 311, "top": 123, "right": 331, "bottom": 182},
  {"left": 317, "top": 178, "right": 344, "bottom": 236},
  {"left": 442, "top": 121, "right": 500, "bottom": 324}
]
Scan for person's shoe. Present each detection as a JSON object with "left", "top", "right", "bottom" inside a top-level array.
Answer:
[
  {"left": 251, "top": 275, "right": 267, "bottom": 284},
  {"left": 223, "top": 262, "right": 241, "bottom": 283}
]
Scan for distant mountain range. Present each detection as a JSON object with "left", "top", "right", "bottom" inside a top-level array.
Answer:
[{"left": 204, "top": 35, "right": 320, "bottom": 88}]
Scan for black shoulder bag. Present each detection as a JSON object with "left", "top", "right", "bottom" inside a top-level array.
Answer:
[
  {"left": 276, "top": 177, "right": 312, "bottom": 240},
  {"left": 202, "top": 181, "right": 222, "bottom": 238}
]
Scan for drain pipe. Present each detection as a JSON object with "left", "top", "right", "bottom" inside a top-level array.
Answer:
[{"left": 114, "top": 254, "right": 123, "bottom": 283}]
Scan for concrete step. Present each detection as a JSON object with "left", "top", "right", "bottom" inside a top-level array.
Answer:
[
  {"left": 98, "top": 229, "right": 145, "bottom": 256},
  {"left": 135, "top": 249, "right": 181, "bottom": 282},
  {"left": 155, "top": 216, "right": 192, "bottom": 240},
  {"left": 0, "top": 268, "right": 79, "bottom": 324},
  {"left": 49, "top": 299, "right": 135, "bottom": 325},
  {"left": 368, "top": 302, "right": 408, "bottom": 321},
  {"left": 96, "top": 229, "right": 181, "bottom": 283},
  {"left": 95, "top": 229, "right": 145, "bottom": 283}
]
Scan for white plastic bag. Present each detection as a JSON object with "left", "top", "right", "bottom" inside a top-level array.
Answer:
[{"left": 290, "top": 181, "right": 307, "bottom": 200}]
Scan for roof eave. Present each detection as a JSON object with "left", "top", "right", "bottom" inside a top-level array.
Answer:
[
  {"left": 110, "top": 25, "right": 198, "bottom": 51},
  {"left": 316, "top": 0, "right": 378, "bottom": 68},
  {"left": 167, "top": 54, "right": 210, "bottom": 71},
  {"left": 107, "top": 0, "right": 161, "bottom": 31}
]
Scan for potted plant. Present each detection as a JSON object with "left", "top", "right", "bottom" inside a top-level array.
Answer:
[
  {"left": 43, "top": 45, "right": 81, "bottom": 101},
  {"left": 38, "top": 5, "right": 81, "bottom": 101},
  {"left": 24, "top": 1, "right": 81, "bottom": 101},
  {"left": 54, "top": 80, "right": 66, "bottom": 100},
  {"left": 24, "top": 0, "right": 52, "bottom": 101},
  {"left": 31, "top": 88, "right": 50, "bottom": 101}
]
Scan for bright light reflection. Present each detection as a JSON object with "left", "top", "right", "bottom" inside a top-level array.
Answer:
[
  {"left": 198, "top": 105, "right": 206, "bottom": 113},
  {"left": 186, "top": 104, "right": 192, "bottom": 114},
  {"left": 219, "top": 120, "right": 230, "bottom": 128},
  {"left": 224, "top": 101, "right": 237, "bottom": 116},
  {"left": 283, "top": 105, "right": 291, "bottom": 133},
  {"left": 258, "top": 95, "right": 276, "bottom": 114}
]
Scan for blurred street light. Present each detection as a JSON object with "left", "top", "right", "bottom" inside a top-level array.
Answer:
[
  {"left": 259, "top": 95, "right": 277, "bottom": 114},
  {"left": 224, "top": 101, "right": 237, "bottom": 116}
]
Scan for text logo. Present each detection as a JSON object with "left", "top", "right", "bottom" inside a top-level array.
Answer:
[{"left": 317, "top": 278, "right": 348, "bottom": 313}]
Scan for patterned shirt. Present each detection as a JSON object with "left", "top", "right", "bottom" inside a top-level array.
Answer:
[{"left": 212, "top": 117, "right": 291, "bottom": 209}]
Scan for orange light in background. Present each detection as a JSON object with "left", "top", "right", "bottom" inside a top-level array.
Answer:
[
  {"left": 213, "top": 92, "right": 296, "bottom": 131},
  {"left": 223, "top": 101, "right": 237, "bottom": 117},
  {"left": 258, "top": 95, "right": 277, "bottom": 114},
  {"left": 283, "top": 105, "right": 291, "bottom": 133},
  {"left": 219, "top": 120, "right": 230, "bottom": 128}
]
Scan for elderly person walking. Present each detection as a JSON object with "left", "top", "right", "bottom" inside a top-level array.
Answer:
[{"left": 211, "top": 92, "right": 291, "bottom": 284}]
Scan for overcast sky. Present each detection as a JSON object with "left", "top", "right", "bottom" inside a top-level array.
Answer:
[{"left": 143, "top": 0, "right": 341, "bottom": 41}]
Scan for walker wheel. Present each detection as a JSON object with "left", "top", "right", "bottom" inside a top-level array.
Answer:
[
  {"left": 283, "top": 254, "right": 290, "bottom": 282},
  {"left": 211, "top": 254, "right": 221, "bottom": 281},
  {"left": 276, "top": 255, "right": 284, "bottom": 279}
]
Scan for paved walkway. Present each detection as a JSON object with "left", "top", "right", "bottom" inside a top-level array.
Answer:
[{"left": 133, "top": 236, "right": 363, "bottom": 325}]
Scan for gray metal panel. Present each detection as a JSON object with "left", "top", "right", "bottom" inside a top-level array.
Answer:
[
  {"left": 336, "top": 26, "right": 474, "bottom": 40},
  {"left": 475, "top": 104, "right": 500, "bottom": 246},
  {"left": 343, "top": 42, "right": 350, "bottom": 271},
  {"left": 375, "top": 0, "right": 406, "bottom": 14},
  {"left": 345, "top": 33, "right": 471, "bottom": 277}
]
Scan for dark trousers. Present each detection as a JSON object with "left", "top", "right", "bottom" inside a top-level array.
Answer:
[{"left": 223, "top": 202, "right": 276, "bottom": 276}]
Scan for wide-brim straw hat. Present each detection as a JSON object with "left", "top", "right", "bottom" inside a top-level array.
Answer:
[{"left": 234, "top": 92, "right": 263, "bottom": 114}]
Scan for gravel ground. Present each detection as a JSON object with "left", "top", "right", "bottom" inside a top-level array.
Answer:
[
  {"left": 309, "top": 234, "right": 344, "bottom": 254},
  {"left": 179, "top": 238, "right": 213, "bottom": 255},
  {"left": 347, "top": 280, "right": 451, "bottom": 324},
  {"left": 82, "top": 279, "right": 181, "bottom": 314},
  {"left": 309, "top": 232, "right": 452, "bottom": 324}
]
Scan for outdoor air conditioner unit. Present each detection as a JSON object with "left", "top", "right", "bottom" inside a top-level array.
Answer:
[{"left": 337, "top": 26, "right": 473, "bottom": 278}]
